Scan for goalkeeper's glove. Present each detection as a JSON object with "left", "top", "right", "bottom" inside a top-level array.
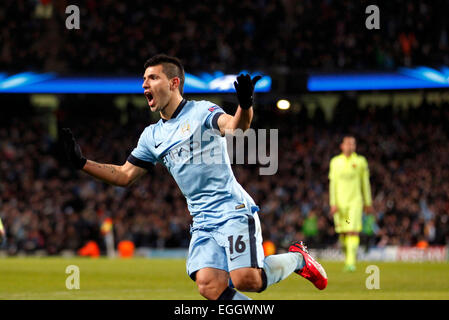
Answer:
[
  {"left": 60, "top": 128, "right": 87, "bottom": 170},
  {"left": 233, "top": 74, "right": 262, "bottom": 110}
]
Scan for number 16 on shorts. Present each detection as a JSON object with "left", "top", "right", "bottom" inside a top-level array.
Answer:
[
  {"left": 225, "top": 214, "right": 264, "bottom": 270},
  {"left": 228, "top": 235, "right": 246, "bottom": 256}
]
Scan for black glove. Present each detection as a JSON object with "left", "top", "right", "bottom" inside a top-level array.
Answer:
[
  {"left": 60, "top": 128, "right": 87, "bottom": 170},
  {"left": 234, "top": 74, "right": 262, "bottom": 110}
]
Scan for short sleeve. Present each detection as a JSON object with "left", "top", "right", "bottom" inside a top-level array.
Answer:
[
  {"left": 361, "top": 156, "right": 369, "bottom": 172},
  {"left": 204, "top": 105, "right": 225, "bottom": 130},
  {"left": 127, "top": 128, "right": 157, "bottom": 170}
]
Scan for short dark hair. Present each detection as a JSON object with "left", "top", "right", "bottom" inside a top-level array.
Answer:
[
  {"left": 144, "top": 54, "right": 185, "bottom": 95},
  {"left": 342, "top": 135, "right": 356, "bottom": 143}
]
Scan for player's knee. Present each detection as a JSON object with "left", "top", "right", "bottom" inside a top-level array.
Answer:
[
  {"left": 197, "top": 283, "right": 216, "bottom": 300},
  {"left": 231, "top": 269, "right": 262, "bottom": 292},
  {"left": 196, "top": 273, "right": 226, "bottom": 300}
]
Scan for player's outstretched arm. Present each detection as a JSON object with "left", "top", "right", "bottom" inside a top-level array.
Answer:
[
  {"left": 217, "top": 74, "right": 261, "bottom": 135},
  {"left": 83, "top": 160, "right": 146, "bottom": 187},
  {"left": 60, "top": 128, "right": 146, "bottom": 187}
]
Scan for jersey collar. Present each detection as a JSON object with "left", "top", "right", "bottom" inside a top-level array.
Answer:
[
  {"left": 161, "top": 99, "right": 187, "bottom": 123},
  {"left": 342, "top": 152, "right": 357, "bottom": 159}
]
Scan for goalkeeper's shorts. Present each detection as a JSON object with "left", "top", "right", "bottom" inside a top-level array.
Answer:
[
  {"left": 333, "top": 204, "right": 363, "bottom": 233},
  {"left": 186, "top": 211, "right": 264, "bottom": 281}
]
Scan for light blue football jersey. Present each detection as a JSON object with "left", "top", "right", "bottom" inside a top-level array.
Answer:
[{"left": 128, "top": 99, "right": 259, "bottom": 229}]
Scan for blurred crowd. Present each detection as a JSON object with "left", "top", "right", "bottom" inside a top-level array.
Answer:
[
  {"left": 1, "top": 95, "right": 449, "bottom": 255},
  {"left": 1, "top": 0, "right": 449, "bottom": 73}
]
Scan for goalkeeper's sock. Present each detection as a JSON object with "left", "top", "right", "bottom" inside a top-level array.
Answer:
[
  {"left": 345, "top": 235, "right": 360, "bottom": 267},
  {"left": 259, "top": 252, "right": 305, "bottom": 291},
  {"left": 339, "top": 234, "right": 346, "bottom": 251},
  {"left": 217, "top": 287, "right": 252, "bottom": 300}
]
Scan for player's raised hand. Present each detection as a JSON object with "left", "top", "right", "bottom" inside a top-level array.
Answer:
[
  {"left": 234, "top": 74, "right": 262, "bottom": 110},
  {"left": 364, "top": 205, "right": 374, "bottom": 214},
  {"left": 60, "top": 128, "right": 87, "bottom": 170},
  {"left": 330, "top": 205, "right": 339, "bottom": 215}
]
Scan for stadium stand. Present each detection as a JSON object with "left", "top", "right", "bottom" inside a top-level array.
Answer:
[
  {"left": 1, "top": 95, "right": 448, "bottom": 255},
  {"left": 1, "top": 0, "right": 448, "bottom": 74},
  {"left": 1, "top": 0, "right": 449, "bottom": 256}
]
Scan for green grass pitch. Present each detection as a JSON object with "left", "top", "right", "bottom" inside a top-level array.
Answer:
[{"left": 0, "top": 257, "right": 448, "bottom": 300}]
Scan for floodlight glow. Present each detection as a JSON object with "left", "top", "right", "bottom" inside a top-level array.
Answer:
[{"left": 277, "top": 99, "right": 290, "bottom": 110}]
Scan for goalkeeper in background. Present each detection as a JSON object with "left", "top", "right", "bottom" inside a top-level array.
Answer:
[{"left": 329, "top": 136, "right": 373, "bottom": 272}]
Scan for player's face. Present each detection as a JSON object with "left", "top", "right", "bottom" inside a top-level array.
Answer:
[
  {"left": 142, "top": 65, "right": 173, "bottom": 113},
  {"left": 341, "top": 137, "right": 356, "bottom": 155}
]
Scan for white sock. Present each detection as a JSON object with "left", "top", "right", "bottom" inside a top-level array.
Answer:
[{"left": 261, "top": 252, "right": 304, "bottom": 289}]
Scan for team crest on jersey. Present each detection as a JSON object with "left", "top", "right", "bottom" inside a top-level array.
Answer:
[
  {"left": 352, "top": 163, "right": 357, "bottom": 168},
  {"left": 179, "top": 120, "right": 191, "bottom": 136}
]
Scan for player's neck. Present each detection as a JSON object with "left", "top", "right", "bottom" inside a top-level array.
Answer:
[{"left": 160, "top": 94, "right": 184, "bottom": 120}]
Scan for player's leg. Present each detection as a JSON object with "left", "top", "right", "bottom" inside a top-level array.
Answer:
[
  {"left": 343, "top": 231, "right": 360, "bottom": 271},
  {"left": 217, "top": 212, "right": 267, "bottom": 293},
  {"left": 336, "top": 231, "right": 347, "bottom": 269},
  {"left": 333, "top": 209, "right": 349, "bottom": 268},
  {"left": 186, "top": 229, "right": 252, "bottom": 300},
  {"left": 342, "top": 205, "right": 362, "bottom": 271},
  {"left": 194, "top": 267, "right": 253, "bottom": 300},
  {"left": 339, "top": 233, "right": 346, "bottom": 252},
  {"left": 229, "top": 251, "right": 307, "bottom": 292},
  {"left": 224, "top": 212, "right": 326, "bottom": 292},
  {"left": 229, "top": 267, "right": 263, "bottom": 292},
  {"left": 194, "top": 267, "right": 229, "bottom": 299},
  {"left": 333, "top": 209, "right": 345, "bottom": 250}
]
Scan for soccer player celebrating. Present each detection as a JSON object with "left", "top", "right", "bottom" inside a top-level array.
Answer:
[
  {"left": 329, "top": 136, "right": 374, "bottom": 272},
  {"left": 60, "top": 54, "right": 327, "bottom": 299}
]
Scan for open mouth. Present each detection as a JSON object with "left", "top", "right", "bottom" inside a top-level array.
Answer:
[{"left": 144, "top": 91, "right": 154, "bottom": 106}]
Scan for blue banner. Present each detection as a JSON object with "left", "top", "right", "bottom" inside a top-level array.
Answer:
[
  {"left": 0, "top": 71, "right": 271, "bottom": 94},
  {"left": 308, "top": 66, "right": 449, "bottom": 91}
]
